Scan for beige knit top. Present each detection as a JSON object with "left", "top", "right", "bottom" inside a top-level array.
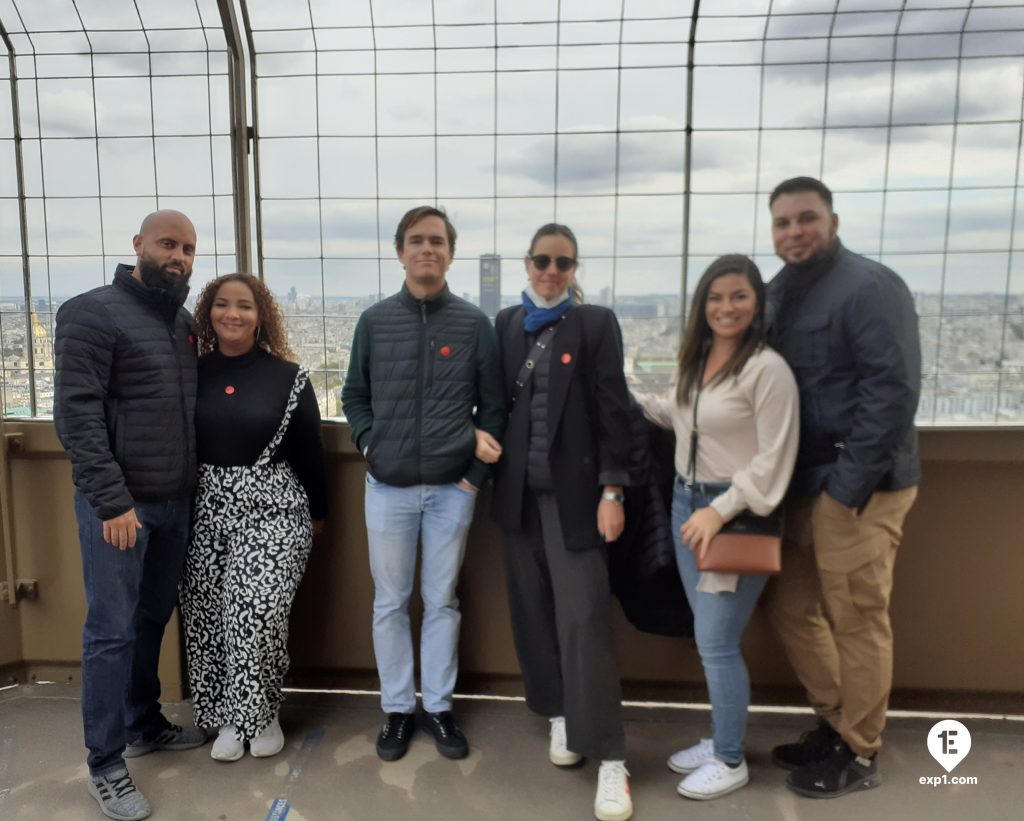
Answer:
[{"left": 635, "top": 346, "right": 800, "bottom": 522}]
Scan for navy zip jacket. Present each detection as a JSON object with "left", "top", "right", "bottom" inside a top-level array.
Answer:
[
  {"left": 54, "top": 264, "right": 198, "bottom": 519},
  {"left": 766, "top": 240, "right": 921, "bottom": 509}
]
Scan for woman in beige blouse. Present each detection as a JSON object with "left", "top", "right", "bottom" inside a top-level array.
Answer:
[{"left": 636, "top": 254, "right": 799, "bottom": 801}]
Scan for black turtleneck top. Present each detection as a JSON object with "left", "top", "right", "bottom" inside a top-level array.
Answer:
[{"left": 196, "top": 347, "right": 327, "bottom": 520}]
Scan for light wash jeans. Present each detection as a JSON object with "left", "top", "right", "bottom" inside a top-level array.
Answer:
[
  {"left": 76, "top": 490, "right": 192, "bottom": 776},
  {"left": 364, "top": 474, "right": 477, "bottom": 715},
  {"left": 672, "top": 477, "right": 769, "bottom": 765}
]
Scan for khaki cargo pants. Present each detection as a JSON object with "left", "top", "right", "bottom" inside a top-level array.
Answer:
[{"left": 760, "top": 486, "right": 918, "bottom": 757}]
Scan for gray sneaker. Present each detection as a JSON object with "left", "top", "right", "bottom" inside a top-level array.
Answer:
[
  {"left": 87, "top": 768, "right": 151, "bottom": 821},
  {"left": 124, "top": 723, "right": 207, "bottom": 758}
]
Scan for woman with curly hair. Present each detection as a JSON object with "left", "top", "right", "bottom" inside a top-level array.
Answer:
[{"left": 180, "top": 272, "right": 326, "bottom": 761}]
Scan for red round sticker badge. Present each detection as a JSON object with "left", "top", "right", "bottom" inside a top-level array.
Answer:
[{"left": 561, "top": 353, "right": 572, "bottom": 364}]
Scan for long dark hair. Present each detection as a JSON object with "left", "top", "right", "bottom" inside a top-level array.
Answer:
[
  {"left": 528, "top": 223, "right": 584, "bottom": 304},
  {"left": 193, "top": 272, "right": 296, "bottom": 362},
  {"left": 675, "top": 255, "right": 766, "bottom": 405}
]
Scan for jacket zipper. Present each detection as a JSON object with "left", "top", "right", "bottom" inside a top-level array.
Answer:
[
  {"left": 426, "top": 337, "right": 436, "bottom": 390},
  {"left": 417, "top": 301, "right": 428, "bottom": 481},
  {"left": 169, "top": 318, "right": 190, "bottom": 498}
]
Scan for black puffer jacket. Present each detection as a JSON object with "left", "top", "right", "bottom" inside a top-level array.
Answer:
[
  {"left": 54, "top": 264, "right": 198, "bottom": 519},
  {"left": 610, "top": 402, "right": 693, "bottom": 638}
]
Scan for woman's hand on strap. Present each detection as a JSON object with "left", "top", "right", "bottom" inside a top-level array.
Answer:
[
  {"left": 680, "top": 507, "right": 725, "bottom": 561},
  {"left": 474, "top": 428, "right": 503, "bottom": 464}
]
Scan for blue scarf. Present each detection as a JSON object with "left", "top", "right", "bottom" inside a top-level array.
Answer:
[{"left": 522, "top": 289, "right": 572, "bottom": 333}]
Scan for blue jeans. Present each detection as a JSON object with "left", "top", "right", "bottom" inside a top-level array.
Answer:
[
  {"left": 672, "top": 478, "right": 768, "bottom": 765},
  {"left": 364, "top": 475, "right": 477, "bottom": 714},
  {"left": 76, "top": 491, "right": 192, "bottom": 776}
]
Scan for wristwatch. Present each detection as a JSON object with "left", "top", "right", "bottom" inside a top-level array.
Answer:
[{"left": 601, "top": 490, "right": 625, "bottom": 504}]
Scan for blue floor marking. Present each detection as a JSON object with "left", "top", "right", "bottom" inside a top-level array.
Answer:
[{"left": 263, "top": 729, "right": 325, "bottom": 821}]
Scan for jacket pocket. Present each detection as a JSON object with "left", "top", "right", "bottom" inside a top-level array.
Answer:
[{"left": 788, "top": 313, "right": 830, "bottom": 368}]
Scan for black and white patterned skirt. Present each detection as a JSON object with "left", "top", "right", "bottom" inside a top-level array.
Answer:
[{"left": 180, "top": 460, "right": 313, "bottom": 741}]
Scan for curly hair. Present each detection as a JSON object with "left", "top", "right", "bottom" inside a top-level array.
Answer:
[{"left": 193, "top": 272, "right": 296, "bottom": 362}]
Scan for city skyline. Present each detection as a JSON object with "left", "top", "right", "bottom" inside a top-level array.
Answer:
[{"left": 3, "top": 286, "right": 1020, "bottom": 424}]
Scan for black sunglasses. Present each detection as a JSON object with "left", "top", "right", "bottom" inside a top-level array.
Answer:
[{"left": 529, "top": 254, "right": 577, "bottom": 273}]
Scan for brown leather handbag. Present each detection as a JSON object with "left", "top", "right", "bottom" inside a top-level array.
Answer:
[{"left": 696, "top": 511, "right": 782, "bottom": 575}]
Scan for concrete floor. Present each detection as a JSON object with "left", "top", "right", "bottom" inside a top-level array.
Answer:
[{"left": 0, "top": 682, "right": 1021, "bottom": 821}]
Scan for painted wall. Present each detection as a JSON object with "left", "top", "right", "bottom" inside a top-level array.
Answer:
[{"left": 2, "top": 421, "right": 1022, "bottom": 702}]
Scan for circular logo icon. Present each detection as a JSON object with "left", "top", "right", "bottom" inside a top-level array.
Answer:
[{"left": 927, "top": 719, "right": 971, "bottom": 773}]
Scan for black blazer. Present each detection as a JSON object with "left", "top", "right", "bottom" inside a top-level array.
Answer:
[{"left": 491, "top": 303, "right": 632, "bottom": 550}]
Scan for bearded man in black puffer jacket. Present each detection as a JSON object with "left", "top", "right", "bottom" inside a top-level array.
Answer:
[{"left": 54, "top": 210, "right": 207, "bottom": 821}]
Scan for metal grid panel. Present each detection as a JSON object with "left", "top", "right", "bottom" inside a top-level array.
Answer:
[
  {"left": 247, "top": 0, "right": 696, "bottom": 415},
  {"left": 0, "top": 0, "right": 234, "bottom": 416},
  {"left": 692, "top": 0, "right": 1024, "bottom": 423},
  {"left": 0, "top": 1, "right": 1021, "bottom": 423},
  {"left": 245, "top": 0, "right": 1024, "bottom": 422}
]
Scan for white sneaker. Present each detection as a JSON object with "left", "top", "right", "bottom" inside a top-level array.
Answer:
[
  {"left": 677, "top": 757, "right": 749, "bottom": 800},
  {"left": 211, "top": 725, "right": 244, "bottom": 762},
  {"left": 595, "top": 760, "right": 633, "bottom": 821},
  {"left": 250, "top": 717, "right": 285, "bottom": 758},
  {"left": 667, "top": 738, "right": 715, "bottom": 774},
  {"left": 549, "top": 717, "right": 583, "bottom": 766}
]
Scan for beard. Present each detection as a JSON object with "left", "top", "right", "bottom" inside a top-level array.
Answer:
[
  {"left": 137, "top": 256, "right": 192, "bottom": 307},
  {"left": 787, "top": 233, "right": 839, "bottom": 270}
]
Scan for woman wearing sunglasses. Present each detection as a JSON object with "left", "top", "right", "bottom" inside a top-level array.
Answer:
[{"left": 479, "top": 223, "right": 635, "bottom": 821}]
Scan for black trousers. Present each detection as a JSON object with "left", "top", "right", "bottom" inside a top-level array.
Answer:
[{"left": 502, "top": 490, "right": 626, "bottom": 760}]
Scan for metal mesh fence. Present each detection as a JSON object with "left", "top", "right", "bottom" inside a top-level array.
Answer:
[{"left": 1, "top": 0, "right": 1021, "bottom": 423}]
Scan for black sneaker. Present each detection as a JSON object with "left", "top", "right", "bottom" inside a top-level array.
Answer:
[
  {"left": 771, "top": 717, "right": 839, "bottom": 770},
  {"left": 786, "top": 740, "right": 880, "bottom": 799},
  {"left": 422, "top": 710, "right": 469, "bottom": 759},
  {"left": 376, "top": 712, "right": 416, "bottom": 761}
]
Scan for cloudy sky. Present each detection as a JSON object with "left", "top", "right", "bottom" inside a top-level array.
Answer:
[{"left": 0, "top": 0, "right": 1022, "bottom": 310}]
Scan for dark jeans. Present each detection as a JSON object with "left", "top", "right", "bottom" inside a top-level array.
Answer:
[{"left": 76, "top": 491, "right": 192, "bottom": 776}]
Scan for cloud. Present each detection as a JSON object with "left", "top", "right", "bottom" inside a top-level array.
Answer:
[{"left": 494, "top": 130, "right": 685, "bottom": 195}]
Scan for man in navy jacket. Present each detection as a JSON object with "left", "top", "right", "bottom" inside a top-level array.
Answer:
[
  {"left": 55, "top": 210, "right": 206, "bottom": 821},
  {"left": 760, "top": 177, "right": 921, "bottom": 799}
]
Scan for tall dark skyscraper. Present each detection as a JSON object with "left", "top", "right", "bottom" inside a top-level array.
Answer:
[{"left": 479, "top": 254, "right": 501, "bottom": 318}]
